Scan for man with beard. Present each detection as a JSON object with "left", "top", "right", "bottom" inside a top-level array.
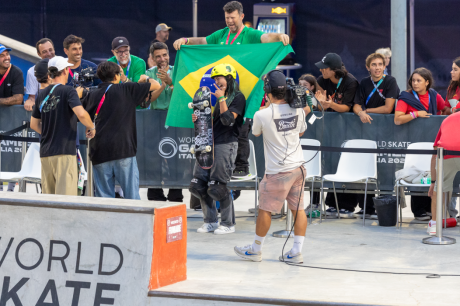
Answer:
[
  {"left": 24, "top": 38, "right": 55, "bottom": 111},
  {"left": 145, "top": 42, "right": 183, "bottom": 203},
  {"left": 63, "top": 35, "right": 100, "bottom": 87},
  {"left": 0, "top": 44, "right": 24, "bottom": 192},
  {"left": 108, "top": 37, "right": 146, "bottom": 84}
]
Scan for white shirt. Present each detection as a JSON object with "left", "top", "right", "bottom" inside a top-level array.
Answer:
[
  {"left": 252, "top": 103, "right": 306, "bottom": 174},
  {"left": 25, "top": 66, "right": 39, "bottom": 95}
]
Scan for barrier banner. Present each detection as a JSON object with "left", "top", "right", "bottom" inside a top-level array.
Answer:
[{"left": 2, "top": 106, "right": 459, "bottom": 191}]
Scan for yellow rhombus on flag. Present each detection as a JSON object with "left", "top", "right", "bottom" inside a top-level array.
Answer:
[{"left": 166, "top": 42, "right": 294, "bottom": 129}]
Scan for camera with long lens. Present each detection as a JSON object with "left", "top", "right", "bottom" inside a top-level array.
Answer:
[{"left": 285, "top": 78, "right": 313, "bottom": 109}]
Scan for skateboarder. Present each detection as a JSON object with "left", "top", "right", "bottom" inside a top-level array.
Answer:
[{"left": 189, "top": 63, "right": 246, "bottom": 234}]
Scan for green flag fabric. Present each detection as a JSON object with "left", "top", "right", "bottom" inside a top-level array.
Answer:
[{"left": 166, "top": 42, "right": 294, "bottom": 128}]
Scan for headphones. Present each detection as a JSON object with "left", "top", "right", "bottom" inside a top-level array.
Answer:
[{"left": 263, "top": 69, "right": 284, "bottom": 94}]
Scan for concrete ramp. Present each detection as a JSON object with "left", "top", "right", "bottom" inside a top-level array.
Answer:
[{"left": 0, "top": 193, "right": 186, "bottom": 305}]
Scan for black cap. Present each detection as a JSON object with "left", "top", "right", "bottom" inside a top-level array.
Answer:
[
  {"left": 263, "top": 70, "right": 286, "bottom": 92},
  {"left": 315, "top": 53, "right": 342, "bottom": 70},
  {"left": 34, "top": 58, "right": 49, "bottom": 79},
  {"left": 111, "top": 37, "right": 129, "bottom": 50}
]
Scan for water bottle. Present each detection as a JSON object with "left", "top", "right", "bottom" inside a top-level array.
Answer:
[{"left": 421, "top": 177, "right": 431, "bottom": 184}]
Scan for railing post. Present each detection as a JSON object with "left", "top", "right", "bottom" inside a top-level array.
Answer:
[
  {"left": 422, "top": 147, "right": 456, "bottom": 245},
  {"left": 273, "top": 203, "right": 294, "bottom": 238},
  {"left": 18, "top": 121, "right": 28, "bottom": 192},
  {"left": 86, "top": 139, "right": 94, "bottom": 197}
]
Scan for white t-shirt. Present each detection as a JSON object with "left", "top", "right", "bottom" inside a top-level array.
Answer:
[
  {"left": 25, "top": 66, "right": 39, "bottom": 95},
  {"left": 253, "top": 103, "right": 306, "bottom": 174}
]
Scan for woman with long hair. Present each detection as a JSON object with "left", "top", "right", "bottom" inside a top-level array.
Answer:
[
  {"left": 299, "top": 73, "right": 319, "bottom": 107},
  {"left": 446, "top": 57, "right": 460, "bottom": 114}
]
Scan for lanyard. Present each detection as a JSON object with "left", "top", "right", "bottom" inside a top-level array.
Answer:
[
  {"left": 334, "top": 78, "right": 343, "bottom": 94},
  {"left": 94, "top": 84, "right": 113, "bottom": 121},
  {"left": 39, "top": 84, "right": 60, "bottom": 112},
  {"left": 413, "top": 90, "right": 430, "bottom": 111},
  {"left": 69, "top": 69, "right": 74, "bottom": 79},
  {"left": 0, "top": 66, "right": 11, "bottom": 87},
  {"left": 117, "top": 58, "right": 131, "bottom": 82},
  {"left": 365, "top": 76, "right": 385, "bottom": 106},
  {"left": 226, "top": 25, "right": 244, "bottom": 45}
]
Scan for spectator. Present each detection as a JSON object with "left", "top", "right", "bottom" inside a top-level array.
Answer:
[
  {"left": 446, "top": 57, "right": 460, "bottom": 114},
  {"left": 352, "top": 52, "right": 400, "bottom": 219},
  {"left": 63, "top": 35, "right": 100, "bottom": 87},
  {"left": 82, "top": 61, "right": 160, "bottom": 199},
  {"left": 427, "top": 112, "right": 460, "bottom": 235},
  {"left": 315, "top": 53, "right": 359, "bottom": 113},
  {"left": 234, "top": 70, "right": 308, "bottom": 263},
  {"left": 145, "top": 42, "right": 183, "bottom": 203},
  {"left": 189, "top": 64, "right": 246, "bottom": 235},
  {"left": 376, "top": 47, "right": 391, "bottom": 75},
  {"left": 34, "top": 58, "right": 52, "bottom": 89},
  {"left": 147, "top": 23, "right": 172, "bottom": 68},
  {"left": 0, "top": 44, "right": 24, "bottom": 192},
  {"left": 108, "top": 37, "right": 146, "bottom": 84},
  {"left": 24, "top": 38, "right": 55, "bottom": 111},
  {"left": 30, "top": 56, "right": 95, "bottom": 195},
  {"left": 299, "top": 74, "right": 319, "bottom": 107},
  {"left": 314, "top": 53, "right": 359, "bottom": 218},
  {"left": 394, "top": 68, "right": 449, "bottom": 221}
]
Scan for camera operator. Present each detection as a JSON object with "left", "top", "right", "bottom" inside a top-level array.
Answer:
[
  {"left": 63, "top": 35, "right": 100, "bottom": 88},
  {"left": 30, "top": 56, "right": 95, "bottom": 195},
  {"left": 82, "top": 62, "right": 160, "bottom": 199},
  {"left": 234, "top": 70, "right": 308, "bottom": 263}
]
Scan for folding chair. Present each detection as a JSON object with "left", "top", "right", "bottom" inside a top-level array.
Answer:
[{"left": 322, "top": 139, "right": 378, "bottom": 226}]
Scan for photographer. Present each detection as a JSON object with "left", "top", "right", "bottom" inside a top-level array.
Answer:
[
  {"left": 234, "top": 70, "right": 308, "bottom": 263},
  {"left": 82, "top": 61, "right": 160, "bottom": 199},
  {"left": 30, "top": 56, "right": 95, "bottom": 195},
  {"left": 189, "top": 64, "right": 246, "bottom": 235}
]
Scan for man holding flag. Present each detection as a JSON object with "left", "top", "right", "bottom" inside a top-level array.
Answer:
[{"left": 174, "top": 0, "right": 290, "bottom": 202}]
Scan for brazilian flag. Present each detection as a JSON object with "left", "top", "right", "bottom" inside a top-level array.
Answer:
[{"left": 166, "top": 42, "right": 294, "bottom": 128}]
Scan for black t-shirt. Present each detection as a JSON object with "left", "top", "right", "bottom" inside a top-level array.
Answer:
[
  {"left": 213, "top": 92, "right": 246, "bottom": 144},
  {"left": 0, "top": 64, "right": 24, "bottom": 98},
  {"left": 317, "top": 73, "right": 358, "bottom": 112},
  {"left": 82, "top": 82, "right": 151, "bottom": 165},
  {"left": 31, "top": 84, "right": 82, "bottom": 157},
  {"left": 354, "top": 75, "right": 400, "bottom": 112}
]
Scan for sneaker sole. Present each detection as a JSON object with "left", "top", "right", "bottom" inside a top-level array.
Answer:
[
  {"left": 197, "top": 229, "right": 216, "bottom": 233},
  {"left": 279, "top": 256, "right": 303, "bottom": 264},
  {"left": 415, "top": 217, "right": 431, "bottom": 221},
  {"left": 234, "top": 248, "right": 262, "bottom": 262},
  {"left": 214, "top": 229, "right": 235, "bottom": 235}
]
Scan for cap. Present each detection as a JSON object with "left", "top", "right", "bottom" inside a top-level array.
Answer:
[
  {"left": 156, "top": 23, "right": 172, "bottom": 33},
  {"left": 315, "top": 53, "right": 342, "bottom": 70},
  {"left": 34, "top": 58, "right": 50, "bottom": 79},
  {"left": 112, "top": 37, "right": 129, "bottom": 50},
  {"left": 264, "top": 70, "right": 286, "bottom": 91},
  {"left": 0, "top": 44, "right": 12, "bottom": 54},
  {"left": 48, "top": 56, "right": 73, "bottom": 71}
]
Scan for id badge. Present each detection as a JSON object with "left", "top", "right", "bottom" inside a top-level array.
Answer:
[{"left": 308, "top": 114, "right": 317, "bottom": 125}]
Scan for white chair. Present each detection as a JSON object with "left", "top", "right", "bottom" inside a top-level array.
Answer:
[
  {"left": 322, "top": 139, "right": 378, "bottom": 226},
  {"left": 301, "top": 139, "right": 322, "bottom": 223},
  {"left": 395, "top": 142, "right": 433, "bottom": 227},
  {"left": 0, "top": 143, "right": 41, "bottom": 192},
  {"left": 230, "top": 140, "right": 259, "bottom": 222}
]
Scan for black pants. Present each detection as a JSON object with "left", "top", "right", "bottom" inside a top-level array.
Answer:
[
  {"left": 411, "top": 195, "right": 431, "bottom": 216},
  {"left": 147, "top": 188, "right": 183, "bottom": 202},
  {"left": 358, "top": 194, "right": 376, "bottom": 214},
  {"left": 234, "top": 120, "right": 252, "bottom": 172},
  {"left": 325, "top": 192, "right": 359, "bottom": 211}
]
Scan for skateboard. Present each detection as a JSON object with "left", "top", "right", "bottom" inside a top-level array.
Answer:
[{"left": 188, "top": 86, "right": 214, "bottom": 169}]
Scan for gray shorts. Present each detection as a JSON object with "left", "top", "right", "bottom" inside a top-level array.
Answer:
[{"left": 434, "top": 158, "right": 460, "bottom": 193}]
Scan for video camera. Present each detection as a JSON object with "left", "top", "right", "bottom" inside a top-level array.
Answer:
[
  {"left": 72, "top": 66, "right": 99, "bottom": 99},
  {"left": 285, "top": 78, "right": 314, "bottom": 109}
]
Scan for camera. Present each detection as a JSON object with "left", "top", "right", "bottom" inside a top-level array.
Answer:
[
  {"left": 285, "top": 78, "right": 313, "bottom": 109},
  {"left": 72, "top": 67, "right": 99, "bottom": 99}
]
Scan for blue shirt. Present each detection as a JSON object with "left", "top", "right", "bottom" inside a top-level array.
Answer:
[{"left": 66, "top": 59, "right": 101, "bottom": 87}]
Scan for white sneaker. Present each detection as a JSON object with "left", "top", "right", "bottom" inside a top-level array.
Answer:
[
  {"left": 197, "top": 222, "right": 219, "bottom": 233},
  {"left": 279, "top": 249, "right": 303, "bottom": 263},
  {"left": 234, "top": 245, "right": 262, "bottom": 262},
  {"left": 214, "top": 225, "right": 235, "bottom": 235},
  {"left": 427, "top": 221, "right": 436, "bottom": 236}
]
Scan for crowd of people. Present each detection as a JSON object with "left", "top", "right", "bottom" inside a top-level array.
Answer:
[{"left": 1, "top": 1, "right": 460, "bottom": 260}]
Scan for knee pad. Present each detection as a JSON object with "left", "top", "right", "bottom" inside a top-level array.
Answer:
[
  {"left": 189, "top": 177, "right": 208, "bottom": 200},
  {"left": 207, "top": 181, "right": 229, "bottom": 202}
]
